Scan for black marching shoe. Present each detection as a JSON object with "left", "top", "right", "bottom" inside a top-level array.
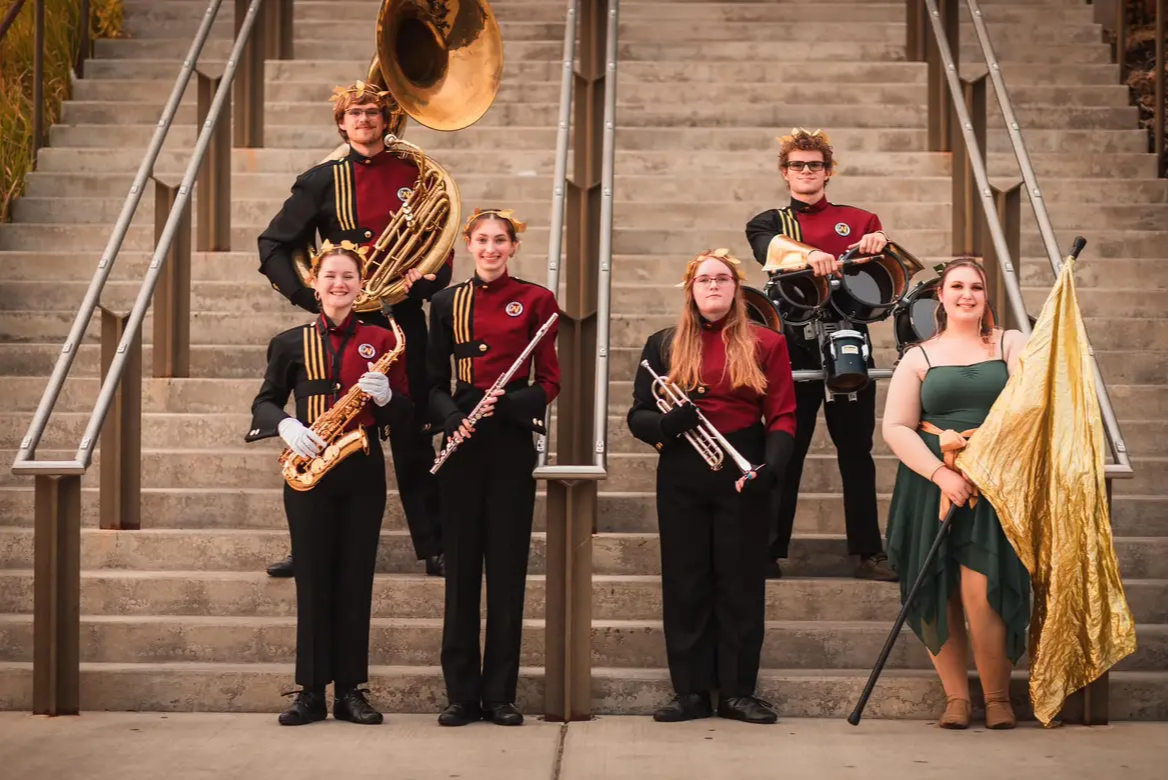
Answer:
[
  {"left": 425, "top": 553, "right": 445, "bottom": 577},
  {"left": 438, "top": 701, "right": 482, "bottom": 727},
  {"left": 334, "top": 687, "right": 383, "bottom": 725},
  {"left": 277, "top": 688, "right": 327, "bottom": 726},
  {"left": 266, "top": 553, "right": 294, "bottom": 578},
  {"left": 718, "top": 696, "right": 778, "bottom": 725},
  {"left": 653, "top": 693, "right": 713, "bottom": 722},
  {"left": 855, "top": 551, "right": 899, "bottom": 582},
  {"left": 482, "top": 702, "right": 524, "bottom": 726}
]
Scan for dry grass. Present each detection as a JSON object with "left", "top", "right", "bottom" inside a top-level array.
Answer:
[{"left": 0, "top": 0, "right": 124, "bottom": 222}]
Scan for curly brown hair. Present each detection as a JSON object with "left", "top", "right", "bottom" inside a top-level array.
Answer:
[{"left": 777, "top": 130, "right": 836, "bottom": 173}]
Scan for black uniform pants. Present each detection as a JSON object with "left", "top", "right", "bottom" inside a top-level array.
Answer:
[
  {"left": 437, "top": 421, "right": 537, "bottom": 705},
  {"left": 657, "top": 426, "right": 769, "bottom": 698},
  {"left": 285, "top": 443, "right": 385, "bottom": 689},
  {"left": 364, "top": 305, "right": 443, "bottom": 559},
  {"left": 772, "top": 333, "right": 882, "bottom": 560}
]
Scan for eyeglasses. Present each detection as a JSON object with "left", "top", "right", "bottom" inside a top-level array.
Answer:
[
  {"left": 783, "top": 160, "right": 827, "bottom": 172},
  {"left": 344, "top": 109, "right": 383, "bottom": 119},
  {"left": 693, "top": 275, "right": 735, "bottom": 288}
]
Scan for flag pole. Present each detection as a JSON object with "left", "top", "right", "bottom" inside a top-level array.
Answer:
[{"left": 848, "top": 504, "right": 959, "bottom": 726}]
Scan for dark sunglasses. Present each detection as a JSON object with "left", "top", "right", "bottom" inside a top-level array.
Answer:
[{"left": 783, "top": 160, "right": 827, "bottom": 172}]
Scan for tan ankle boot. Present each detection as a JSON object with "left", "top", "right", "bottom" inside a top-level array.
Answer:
[
  {"left": 939, "top": 696, "right": 971, "bottom": 729},
  {"left": 984, "top": 698, "right": 1017, "bottom": 730}
]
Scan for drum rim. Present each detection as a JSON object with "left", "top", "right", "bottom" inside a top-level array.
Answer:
[{"left": 829, "top": 258, "right": 905, "bottom": 323}]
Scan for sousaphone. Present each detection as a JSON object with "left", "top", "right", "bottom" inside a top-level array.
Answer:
[{"left": 293, "top": 0, "right": 503, "bottom": 310}]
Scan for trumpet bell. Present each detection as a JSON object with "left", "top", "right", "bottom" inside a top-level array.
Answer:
[{"left": 376, "top": 0, "right": 503, "bottom": 132}]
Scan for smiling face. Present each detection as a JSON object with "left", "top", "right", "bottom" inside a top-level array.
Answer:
[
  {"left": 690, "top": 257, "right": 737, "bottom": 321},
  {"left": 938, "top": 264, "right": 988, "bottom": 327},
  {"left": 311, "top": 252, "right": 362, "bottom": 313},
  {"left": 466, "top": 217, "right": 518, "bottom": 281},
  {"left": 780, "top": 149, "right": 831, "bottom": 201},
  {"left": 337, "top": 99, "right": 387, "bottom": 148}
]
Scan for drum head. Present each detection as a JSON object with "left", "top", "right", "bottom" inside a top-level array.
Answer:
[
  {"left": 893, "top": 279, "right": 939, "bottom": 354},
  {"left": 743, "top": 286, "right": 783, "bottom": 332},
  {"left": 831, "top": 261, "right": 898, "bottom": 322}
]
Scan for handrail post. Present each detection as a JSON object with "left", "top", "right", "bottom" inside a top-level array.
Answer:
[
  {"left": 544, "top": 0, "right": 611, "bottom": 724},
  {"left": 152, "top": 180, "right": 192, "bottom": 378},
  {"left": 1155, "top": 0, "right": 1166, "bottom": 166},
  {"left": 197, "top": 69, "right": 232, "bottom": 251},
  {"left": 98, "top": 306, "right": 142, "bottom": 530},
  {"left": 234, "top": 0, "right": 266, "bottom": 148},
  {"left": 32, "top": 0, "right": 45, "bottom": 155},
  {"left": 980, "top": 182, "right": 1022, "bottom": 331},
  {"left": 32, "top": 474, "right": 81, "bottom": 715},
  {"left": 76, "top": 0, "right": 91, "bottom": 78},
  {"left": 926, "top": 0, "right": 958, "bottom": 152},
  {"left": 265, "top": 0, "right": 294, "bottom": 60},
  {"left": 906, "top": 0, "right": 926, "bottom": 62},
  {"left": 952, "top": 73, "right": 988, "bottom": 255},
  {"left": 1114, "top": 0, "right": 1127, "bottom": 83}
]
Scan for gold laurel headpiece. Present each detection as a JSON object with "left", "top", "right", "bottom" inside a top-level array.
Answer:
[
  {"left": 310, "top": 239, "right": 371, "bottom": 275},
  {"left": 776, "top": 127, "right": 833, "bottom": 147},
  {"left": 329, "top": 80, "right": 392, "bottom": 109},
  {"left": 462, "top": 208, "right": 528, "bottom": 237},
  {"left": 677, "top": 248, "right": 748, "bottom": 287}
]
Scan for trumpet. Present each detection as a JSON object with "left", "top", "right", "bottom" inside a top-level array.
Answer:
[{"left": 640, "top": 360, "right": 762, "bottom": 480}]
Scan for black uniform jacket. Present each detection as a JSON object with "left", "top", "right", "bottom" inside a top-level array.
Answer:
[
  {"left": 256, "top": 144, "right": 453, "bottom": 315},
  {"left": 427, "top": 272, "right": 562, "bottom": 436},
  {"left": 246, "top": 314, "right": 413, "bottom": 444}
]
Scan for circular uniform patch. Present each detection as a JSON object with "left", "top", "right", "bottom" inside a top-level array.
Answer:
[
  {"left": 834, "top": 222, "right": 851, "bottom": 237},
  {"left": 397, "top": 187, "right": 412, "bottom": 203},
  {"left": 505, "top": 302, "right": 524, "bottom": 317},
  {"left": 358, "top": 343, "right": 377, "bottom": 359}
]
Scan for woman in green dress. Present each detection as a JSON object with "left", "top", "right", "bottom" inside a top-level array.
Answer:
[{"left": 882, "top": 258, "right": 1030, "bottom": 730}]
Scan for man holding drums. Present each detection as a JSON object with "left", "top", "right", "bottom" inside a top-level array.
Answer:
[{"left": 745, "top": 129, "right": 898, "bottom": 582}]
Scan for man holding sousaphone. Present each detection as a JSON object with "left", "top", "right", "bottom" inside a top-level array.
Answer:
[
  {"left": 746, "top": 128, "right": 914, "bottom": 582},
  {"left": 255, "top": 7, "right": 503, "bottom": 581}
]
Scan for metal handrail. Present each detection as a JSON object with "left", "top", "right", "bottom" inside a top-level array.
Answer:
[
  {"left": 534, "top": 0, "right": 618, "bottom": 481},
  {"left": 10, "top": 0, "right": 261, "bottom": 477},
  {"left": 0, "top": 0, "right": 29, "bottom": 42},
  {"left": 944, "top": 0, "right": 1132, "bottom": 477}
]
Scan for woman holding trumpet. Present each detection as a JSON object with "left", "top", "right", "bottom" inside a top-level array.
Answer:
[
  {"left": 627, "top": 249, "right": 797, "bottom": 724},
  {"left": 426, "top": 208, "right": 560, "bottom": 727}
]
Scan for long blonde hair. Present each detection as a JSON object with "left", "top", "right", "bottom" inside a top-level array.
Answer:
[{"left": 668, "top": 252, "right": 767, "bottom": 394}]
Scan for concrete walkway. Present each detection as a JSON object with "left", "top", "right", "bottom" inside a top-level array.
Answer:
[{"left": 0, "top": 714, "right": 1164, "bottom": 780}]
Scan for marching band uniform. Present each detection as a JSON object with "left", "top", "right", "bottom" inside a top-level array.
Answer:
[
  {"left": 258, "top": 140, "right": 450, "bottom": 572},
  {"left": 247, "top": 311, "right": 412, "bottom": 724},
  {"left": 628, "top": 317, "right": 797, "bottom": 724},
  {"left": 745, "top": 198, "right": 896, "bottom": 581},
  {"left": 427, "top": 270, "right": 560, "bottom": 725}
]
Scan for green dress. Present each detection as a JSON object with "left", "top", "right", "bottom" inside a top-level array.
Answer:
[{"left": 885, "top": 357, "right": 1031, "bottom": 662}]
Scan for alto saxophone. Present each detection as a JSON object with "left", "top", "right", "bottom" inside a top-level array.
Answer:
[{"left": 280, "top": 316, "right": 405, "bottom": 491}]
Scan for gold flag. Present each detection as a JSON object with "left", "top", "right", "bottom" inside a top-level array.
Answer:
[{"left": 956, "top": 258, "right": 1137, "bottom": 727}]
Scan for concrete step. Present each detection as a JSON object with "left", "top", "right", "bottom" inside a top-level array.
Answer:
[
  {"left": 0, "top": 523, "right": 1163, "bottom": 578},
  {"left": 20, "top": 171, "right": 1163, "bottom": 205},
  {"left": 0, "top": 661, "right": 1161, "bottom": 718},
  {"left": 0, "top": 478, "right": 1161, "bottom": 539},
  {"left": 0, "top": 568, "right": 1162, "bottom": 624},
  {"left": 0, "top": 614, "right": 1161, "bottom": 672},
  {"left": 2, "top": 307, "right": 1161, "bottom": 354}
]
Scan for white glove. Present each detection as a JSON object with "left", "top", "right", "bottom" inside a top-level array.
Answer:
[
  {"left": 358, "top": 363, "right": 393, "bottom": 407},
  {"left": 278, "top": 418, "right": 326, "bottom": 460}
]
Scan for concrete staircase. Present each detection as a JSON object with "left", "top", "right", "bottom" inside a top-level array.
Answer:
[{"left": 0, "top": 0, "right": 1164, "bottom": 720}]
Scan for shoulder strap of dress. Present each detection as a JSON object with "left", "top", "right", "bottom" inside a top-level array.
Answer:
[{"left": 918, "top": 344, "right": 932, "bottom": 367}]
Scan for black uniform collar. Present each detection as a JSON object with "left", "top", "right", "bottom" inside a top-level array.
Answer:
[
  {"left": 471, "top": 269, "right": 511, "bottom": 289},
  {"left": 316, "top": 310, "right": 358, "bottom": 334},
  {"left": 791, "top": 196, "right": 830, "bottom": 214},
  {"left": 700, "top": 314, "right": 728, "bottom": 332},
  {"left": 345, "top": 144, "right": 392, "bottom": 167}
]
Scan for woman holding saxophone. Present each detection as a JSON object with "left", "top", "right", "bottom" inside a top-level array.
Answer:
[
  {"left": 426, "top": 208, "right": 560, "bottom": 727},
  {"left": 627, "top": 249, "right": 797, "bottom": 725},
  {"left": 246, "top": 241, "right": 412, "bottom": 726}
]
